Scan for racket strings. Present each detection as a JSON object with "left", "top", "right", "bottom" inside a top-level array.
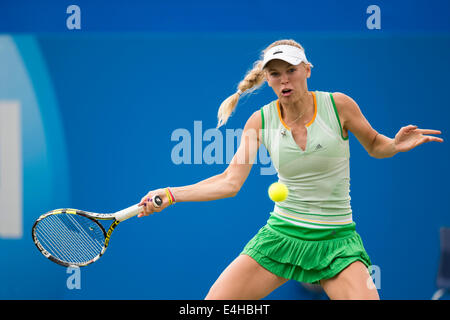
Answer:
[
  {"left": 37, "top": 214, "right": 103, "bottom": 263},
  {"left": 38, "top": 216, "right": 99, "bottom": 263},
  {"left": 36, "top": 216, "right": 99, "bottom": 263},
  {"left": 38, "top": 221, "right": 84, "bottom": 263},
  {"left": 34, "top": 213, "right": 106, "bottom": 265}
]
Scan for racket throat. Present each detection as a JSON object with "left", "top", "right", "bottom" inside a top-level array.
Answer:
[{"left": 104, "top": 220, "right": 120, "bottom": 248}]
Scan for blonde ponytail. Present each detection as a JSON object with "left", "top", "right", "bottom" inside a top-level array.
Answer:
[
  {"left": 216, "top": 39, "right": 306, "bottom": 128},
  {"left": 216, "top": 60, "right": 265, "bottom": 128}
]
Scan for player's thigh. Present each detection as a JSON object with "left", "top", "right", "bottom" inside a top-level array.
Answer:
[
  {"left": 320, "top": 260, "right": 379, "bottom": 300},
  {"left": 205, "top": 254, "right": 288, "bottom": 300}
]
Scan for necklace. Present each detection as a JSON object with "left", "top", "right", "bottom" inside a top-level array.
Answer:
[
  {"left": 283, "top": 93, "right": 313, "bottom": 126},
  {"left": 285, "top": 108, "right": 307, "bottom": 126},
  {"left": 281, "top": 108, "right": 306, "bottom": 137}
]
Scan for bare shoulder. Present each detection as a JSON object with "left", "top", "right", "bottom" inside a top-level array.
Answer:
[
  {"left": 330, "top": 92, "right": 362, "bottom": 130},
  {"left": 239, "top": 109, "right": 263, "bottom": 143},
  {"left": 245, "top": 109, "right": 263, "bottom": 130},
  {"left": 331, "top": 92, "right": 359, "bottom": 112}
]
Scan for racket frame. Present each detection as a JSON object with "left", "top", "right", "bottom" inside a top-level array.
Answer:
[
  {"left": 32, "top": 197, "right": 161, "bottom": 267},
  {"left": 31, "top": 208, "right": 117, "bottom": 267}
]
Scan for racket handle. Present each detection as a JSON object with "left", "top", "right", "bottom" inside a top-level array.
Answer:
[
  {"left": 115, "top": 204, "right": 141, "bottom": 222},
  {"left": 115, "top": 196, "right": 163, "bottom": 222},
  {"left": 152, "top": 195, "right": 163, "bottom": 207}
]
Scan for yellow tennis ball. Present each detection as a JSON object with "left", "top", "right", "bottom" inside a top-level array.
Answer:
[{"left": 268, "top": 182, "right": 288, "bottom": 202}]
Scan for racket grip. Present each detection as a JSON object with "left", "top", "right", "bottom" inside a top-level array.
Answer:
[
  {"left": 152, "top": 195, "right": 163, "bottom": 207},
  {"left": 114, "top": 196, "right": 163, "bottom": 222},
  {"left": 115, "top": 204, "right": 142, "bottom": 222}
]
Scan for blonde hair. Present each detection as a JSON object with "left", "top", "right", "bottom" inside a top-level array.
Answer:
[{"left": 216, "top": 39, "right": 306, "bottom": 128}]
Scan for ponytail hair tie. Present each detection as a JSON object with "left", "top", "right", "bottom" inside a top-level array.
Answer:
[{"left": 236, "top": 89, "right": 243, "bottom": 96}]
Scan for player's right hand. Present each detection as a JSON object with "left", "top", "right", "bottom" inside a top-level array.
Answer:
[{"left": 137, "top": 189, "right": 170, "bottom": 217}]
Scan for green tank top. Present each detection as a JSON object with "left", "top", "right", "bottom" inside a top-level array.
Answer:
[{"left": 261, "top": 90, "right": 354, "bottom": 230}]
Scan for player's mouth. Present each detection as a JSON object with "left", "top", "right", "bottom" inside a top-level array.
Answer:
[{"left": 281, "top": 89, "right": 293, "bottom": 97}]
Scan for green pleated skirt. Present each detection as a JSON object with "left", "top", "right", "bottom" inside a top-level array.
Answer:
[{"left": 240, "top": 214, "right": 372, "bottom": 284}]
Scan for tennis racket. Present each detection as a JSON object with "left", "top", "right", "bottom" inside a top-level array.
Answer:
[{"left": 31, "top": 195, "right": 162, "bottom": 267}]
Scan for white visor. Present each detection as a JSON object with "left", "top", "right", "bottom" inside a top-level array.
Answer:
[{"left": 262, "top": 45, "right": 313, "bottom": 69}]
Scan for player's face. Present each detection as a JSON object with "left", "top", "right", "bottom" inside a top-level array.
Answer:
[{"left": 265, "top": 60, "right": 311, "bottom": 102}]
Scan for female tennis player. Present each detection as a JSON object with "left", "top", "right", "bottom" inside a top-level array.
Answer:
[{"left": 137, "top": 39, "right": 443, "bottom": 300}]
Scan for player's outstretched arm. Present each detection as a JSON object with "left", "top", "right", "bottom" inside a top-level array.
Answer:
[
  {"left": 333, "top": 92, "right": 443, "bottom": 159},
  {"left": 138, "top": 110, "right": 263, "bottom": 217}
]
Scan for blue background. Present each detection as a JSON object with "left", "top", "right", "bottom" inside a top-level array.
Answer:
[{"left": 0, "top": 0, "right": 449, "bottom": 300}]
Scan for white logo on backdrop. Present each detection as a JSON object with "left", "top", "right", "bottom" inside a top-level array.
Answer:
[{"left": 0, "top": 102, "right": 23, "bottom": 239}]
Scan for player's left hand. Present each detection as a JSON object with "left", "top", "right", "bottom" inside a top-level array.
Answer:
[{"left": 394, "top": 125, "right": 443, "bottom": 152}]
